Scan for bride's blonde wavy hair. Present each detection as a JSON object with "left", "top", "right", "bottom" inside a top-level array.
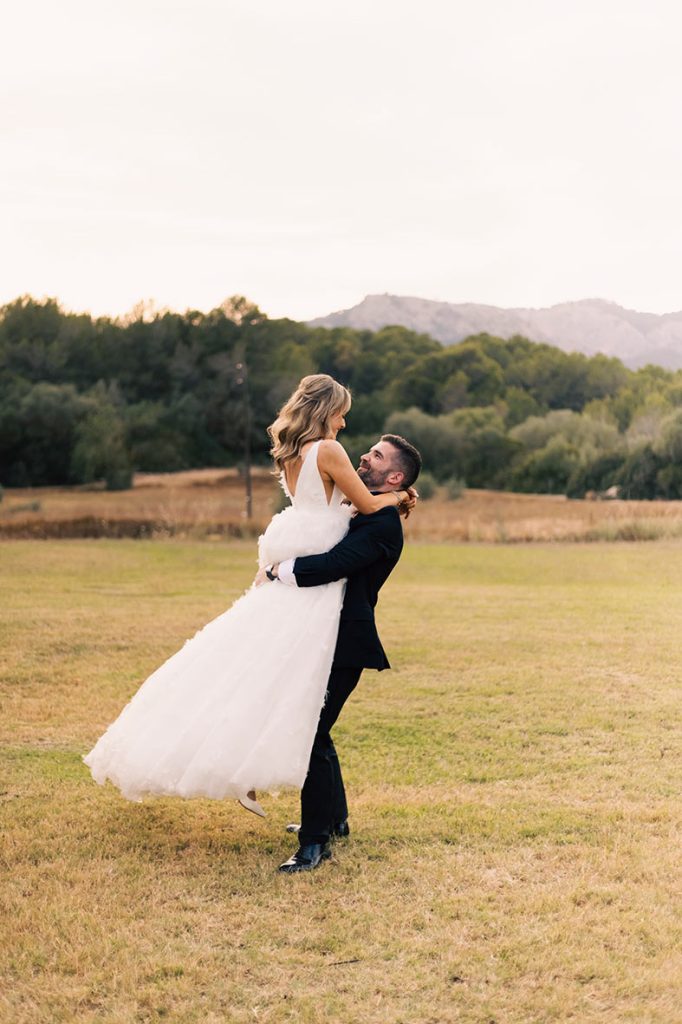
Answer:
[{"left": 268, "top": 374, "right": 351, "bottom": 472}]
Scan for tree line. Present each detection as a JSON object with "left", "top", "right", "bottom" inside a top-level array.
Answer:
[{"left": 2, "top": 294, "right": 682, "bottom": 499}]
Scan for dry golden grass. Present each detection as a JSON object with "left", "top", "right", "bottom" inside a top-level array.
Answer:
[
  {"left": 0, "top": 469, "right": 275, "bottom": 539},
  {"left": 404, "top": 488, "right": 682, "bottom": 543},
  {"left": 2, "top": 540, "right": 682, "bottom": 1022},
  {"left": 3, "top": 470, "right": 682, "bottom": 542}
]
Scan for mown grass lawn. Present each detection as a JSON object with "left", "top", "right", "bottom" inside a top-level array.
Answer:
[{"left": 2, "top": 539, "right": 682, "bottom": 1023}]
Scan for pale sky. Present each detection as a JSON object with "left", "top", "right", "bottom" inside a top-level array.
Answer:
[{"left": 2, "top": 0, "right": 682, "bottom": 321}]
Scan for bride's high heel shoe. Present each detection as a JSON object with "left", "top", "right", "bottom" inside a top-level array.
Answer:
[{"left": 238, "top": 789, "right": 266, "bottom": 818}]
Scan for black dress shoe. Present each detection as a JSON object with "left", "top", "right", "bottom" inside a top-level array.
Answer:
[
  {"left": 278, "top": 843, "right": 332, "bottom": 873},
  {"left": 285, "top": 820, "right": 350, "bottom": 838}
]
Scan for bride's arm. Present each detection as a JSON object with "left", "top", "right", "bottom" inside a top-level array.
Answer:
[{"left": 318, "top": 440, "right": 408, "bottom": 515}]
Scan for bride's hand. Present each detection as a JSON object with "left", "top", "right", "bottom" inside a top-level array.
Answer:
[
  {"left": 254, "top": 567, "right": 268, "bottom": 587},
  {"left": 397, "top": 487, "right": 419, "bottom": 519}
]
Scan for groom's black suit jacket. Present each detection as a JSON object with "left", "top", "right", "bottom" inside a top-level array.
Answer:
[{"left": 292, "top": 506, "right": 404, "bottom": 671}]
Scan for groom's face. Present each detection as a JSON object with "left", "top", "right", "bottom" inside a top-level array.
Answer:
[{"left": 357, "top": 441, "right": 403, "bottom": 491}]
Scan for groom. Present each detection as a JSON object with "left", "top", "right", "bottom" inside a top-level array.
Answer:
[{"left": 256, "top": 433, "right": 421, "bottom": 873}]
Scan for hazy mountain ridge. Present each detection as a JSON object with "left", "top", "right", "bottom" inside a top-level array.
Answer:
[{"left": 309, "top": 295, "right": 682, "bottom": 369}]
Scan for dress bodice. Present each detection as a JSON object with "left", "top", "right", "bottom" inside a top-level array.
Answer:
[
  {"left": 280, "top": 441, "right": 343, "bottom": 511},
  {"left": 261, "top": 441, "right": 351, "bottom": 568}
]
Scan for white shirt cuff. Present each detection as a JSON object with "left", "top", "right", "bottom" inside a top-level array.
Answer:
[{"left": 278, "top": 558, "right": 297, "bottom": 586}]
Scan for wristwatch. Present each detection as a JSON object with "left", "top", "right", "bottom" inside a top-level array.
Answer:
[{"left": 265, "top": 565, "right": 278, "bottom": 581}]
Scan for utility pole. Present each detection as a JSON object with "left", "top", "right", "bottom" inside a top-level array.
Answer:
[
  {"left": 235, "top": 359, "right": 253, "bottom": 519},
  {"left": 225, "top": 295, "right": 263, "bottom": 522}
]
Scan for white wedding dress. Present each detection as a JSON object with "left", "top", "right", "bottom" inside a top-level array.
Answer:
[{"left": 83, "top": 442, "right": 351, "bottom": 802}]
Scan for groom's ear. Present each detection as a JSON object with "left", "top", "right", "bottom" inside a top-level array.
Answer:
[{"left": 385, "top": 469, "right": 405, "bottom": 488}]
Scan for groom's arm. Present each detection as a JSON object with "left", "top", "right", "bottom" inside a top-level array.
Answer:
[{"left": 283, "top": 509, "right": 403, "bottom": 588}]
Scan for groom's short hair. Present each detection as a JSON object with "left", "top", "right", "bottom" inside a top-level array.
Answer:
[{"left": 381, "top": 434, "right": 422, "bottom": 488}]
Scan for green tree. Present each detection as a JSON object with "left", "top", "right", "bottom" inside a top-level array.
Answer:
[
  {"left": 616, "top": 445, "right": 661, "bottom": 499},
  {"left": 7, "top": 382, "right": 89, "bottom": 485},
  {"left": 71, "top": 399, "right": 132, "bottom": 490},
  {"left": 565, "top": 451, "right": 626, "bottom": 497},
  {"left": 508, "top": 436, "right": 582, "bottom": 494},
  {"left": 384, "top": 407, "right": 463, "bottom": 481}
]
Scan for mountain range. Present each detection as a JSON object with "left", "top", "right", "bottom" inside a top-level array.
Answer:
[{"left": 309, "top": 295, "right": 682, "bottom": 370}]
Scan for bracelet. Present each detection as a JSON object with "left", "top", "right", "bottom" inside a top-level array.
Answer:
[{"left": 265, "top": 565, "right": 278, "bottom": 581}]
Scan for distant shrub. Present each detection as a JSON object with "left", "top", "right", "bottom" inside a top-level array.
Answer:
[
  {"left": 105, "top": 467, "right": 134, "bottom": 491},
  {"left": 566, "top": 452, "right": 625, "bottom": 498},
  {"left": 583, "top": 520, "right": 668, "bottom": 542},
  {"left": 444, "top": 476, "right": 466, "bottom": 500},
  {"left": 8, "top": 500, "right": 42, "bottom": 514},
  {"left": 655, "top": 463, "right": 682, "bottom": 499},
  {"left": 415, "top": 471, "right": 437, "bottom": 500},
  {"left": 616, "top": 444, "right": 661, "bottom": 499}
]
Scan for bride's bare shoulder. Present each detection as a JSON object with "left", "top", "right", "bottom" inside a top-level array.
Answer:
[
  {"left": 318, "top": 439, "right": 347, "bottom": 460},
  {"left": 317, "top": 440, "right": 352, "bottom": 473}
]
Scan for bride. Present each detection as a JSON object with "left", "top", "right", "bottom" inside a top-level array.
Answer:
[{"left": 83, "top": 374, "right": 413, "bottom": 814}]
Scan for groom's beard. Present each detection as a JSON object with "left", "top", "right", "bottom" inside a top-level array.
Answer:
[{"left": 357, "top": 464, "right": 391, "bottom": 491}]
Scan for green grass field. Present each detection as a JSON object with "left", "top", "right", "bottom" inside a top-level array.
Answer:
[{"left": 2, "top": 540, "right": 682, "bottom": 1023}]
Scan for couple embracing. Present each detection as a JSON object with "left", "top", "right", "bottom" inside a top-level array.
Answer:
[{"left": 84, "top": 375, "right": 422, "bottom": 873}]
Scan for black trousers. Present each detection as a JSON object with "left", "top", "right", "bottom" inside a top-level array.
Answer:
[{"left": 299, "top": 665, "right": 364, "bottom": 846}]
